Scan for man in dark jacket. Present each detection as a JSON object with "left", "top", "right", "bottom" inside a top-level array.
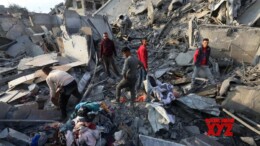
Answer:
[
  {"left": 191, "top": 38, "right": 215, "bottom": 88},
  {"left": 100, "top": 32, "right": 120, "bottom": 77},
  {"left": 115, "top": 47, "right": 144, "bottom": 103}
]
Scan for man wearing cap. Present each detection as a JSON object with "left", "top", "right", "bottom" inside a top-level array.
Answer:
[
  {"left": 100, "top": 32, "right": 120, "bottom": 77},
  {"left": 115, "top": 47, "right": 144, "bottom": 104}
]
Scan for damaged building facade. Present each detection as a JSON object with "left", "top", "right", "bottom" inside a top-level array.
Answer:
[{"left": 0, "top": 0, "right": 260, "bottom": 146}]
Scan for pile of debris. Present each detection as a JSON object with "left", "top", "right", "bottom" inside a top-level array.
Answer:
[{"left": 0, "top": 0, "right": 259, "bottom": 146}]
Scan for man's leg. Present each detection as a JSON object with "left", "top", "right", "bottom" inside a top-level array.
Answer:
[
  {"left": 59, "top": 92, "right": 70, "bottom": 118},
  {"left": 129, "top": 79, "right": 137, "bottom": 102},
  {"left": 102, "top": 56, "right": 111, "bottom": 77},
  {"left": 110, "top": 57, "right": 120, "bottom": 76},
  {"left": 116, "top": 79, "right": 130, "bottom": 102},
  {"left": 204, "top": 66, "right": 216, "bottom": 85},
  {"left": 191, "top": 66, "right": 200, "bottom": 86}
]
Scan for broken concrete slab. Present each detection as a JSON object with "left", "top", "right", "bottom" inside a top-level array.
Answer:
[
  {"left": 0, "top": 90, "right": 29, "bottom": 103},
  {"left": 155, "top": 68, "right": 171, "bottom": 78},
  {"left": 94, "top": 0, "right": 132, "bottom": 23},
  {"left": 180, "top": 134, "right": 223, "bottom": 146},
  {"left": 0, "top": 37, "right": 16, "bottom": 51},
  {"left": 29, "top": 13, "right": 62, "bottom": 30},
  {"left": 5, "top": 43, "right": 26, "bottom": 57},
  {"left": 129, "top": 1, "right": 147, "bottom": 15},
  {"left": 147, "top": 0, "right": 155, "bottom": 25},
  {"left": 222, "top": 86, "right": 260, "bottom": 120},
  {"left": 184, "top": 126, "right": 200, "bottom": 135},
  {"left": 219, "top": 76, "right": 240, "bottom": 96},
  {"left": 177, "top": 94, "right": 220, "bottom": 116},
  {"left": 175, "top": 51, "right": 194, "bottom": 66},
  {"left": 5, "top": 23, "right": 25, "bottom": 40},
  {"left": 17, "top": 53, "right": 58, "bottom": 71},
  {"left": 0, "top": 102, "right": 12, "bottom": 119},
  {"left": 198, "top": 25, "right": 260, "bottom": 63},
  {"left": 139, "top": 135, "right": 185, "bottom": 146},
  {"left": 151, "top": 0, "right": 164, "bottom": 8},
  {"left": 78, "top": 72, "right": 91, "bottom": 94},
  {"left": 0, "top": 128, "right": 31, "bottom": 146},
  {"left": 238, "top": 0, "right": 260, "bottom": 26}
]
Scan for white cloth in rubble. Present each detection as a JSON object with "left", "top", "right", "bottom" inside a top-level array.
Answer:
[
  {"left": 78, "top": 127, "right": 100, "bottom": 146},
  {"left": 153, "top": 83, "right": 175, "bottom": 104},
  {"left": 65, "top": 130, "right": 74, "bottom": 146},
  {"left": 146, "top": 103, "right": 175, "bottom": 133}
]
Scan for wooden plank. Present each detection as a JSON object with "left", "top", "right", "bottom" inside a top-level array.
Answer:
[
  {"left": 0, "top": 90, "right": 29, "bottom": 103},
  {"left": 8, "top": 61, "right": 85, "bottom": 88}
]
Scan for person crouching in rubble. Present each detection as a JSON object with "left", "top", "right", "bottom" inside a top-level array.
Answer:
[
  {"left": 42, "top": 66, "right": 82, "bottom": 120},
  {"left": 115, "top": 14, "right": 132, "bottom": 36},
  {"left": 100, "top": 32, "right": 120, "bottom": 77},
  {"left": 115, "top": 47, "right": 145, "bottom": 104},
  {"left": 191, "top": 38, "right": 216, "bottom": 88}
]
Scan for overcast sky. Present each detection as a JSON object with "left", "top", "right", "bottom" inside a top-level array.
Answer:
[{"left": 1, "top": 0, "right": 65, "bottom": 13}]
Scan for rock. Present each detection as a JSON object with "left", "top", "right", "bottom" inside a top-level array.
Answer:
[
  {"left": 6, "top": 23, "right": 25, "bottom": 40},
  {"left": 168, "top": 51, "right": 178, "bottom": 60},
  {"left": 130, "top": 1, "right": 147, "bottom": 15},
  {"left": 155, "top": 68, "right": 171, "bottom": 78},
  {"left": 184, "top": 126, "right": 200, "bottom": 134},
  {"left": 175, "top": 51, "right": 194, "bottom": 66},
  {"left": 5, "top": 43, "right": 26, "bottom": 57},
  {"left": 151, "top": 0, "right": 164, "bottom": 8},
  {"left": 139, "top": 127, "right": 149, "bottom": 135},
  {"left": 240, "top": 137, "right": 257, "bottom": 146},
  {"left": 0, "top": 128, "right": 31, "bottom": 145}
]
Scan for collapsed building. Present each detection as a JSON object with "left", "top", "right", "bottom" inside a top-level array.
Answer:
[{"left": 0, "top": 0, "right": 260, "bottom": 146}]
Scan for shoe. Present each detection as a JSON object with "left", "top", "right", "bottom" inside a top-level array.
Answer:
[{"left": 111, "top": 99, "right": 120, "bottom": 103}]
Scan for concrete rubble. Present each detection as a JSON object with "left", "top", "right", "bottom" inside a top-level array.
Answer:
[{"left": 0, "top": 0, "right": 259, "bottom": 146}]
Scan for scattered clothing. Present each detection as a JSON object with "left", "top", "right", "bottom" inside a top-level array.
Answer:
[{"left": 152, "top": 83, "right": 175, "bottom": 105}]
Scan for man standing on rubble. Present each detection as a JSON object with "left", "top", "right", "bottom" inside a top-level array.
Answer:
[
  {"left": 100, "top": 32, "right": 120, "bottom": 77},
  {"left": 191, "top": 38, "right": 215, "bottom": 88},
  {"left": 115, "top": 47, "right": 144, "bottom": 104},
  {"left": 42, "top": 66, "right": 82, "bottom": 119},
  {"left": 137, "top": 39, "right": 148, "bottom": 73}
]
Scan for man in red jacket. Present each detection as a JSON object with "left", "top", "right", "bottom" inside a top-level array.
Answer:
[
  {"left": 137, "top": 39, "right": 148, "bottom": 72},
  {"left": 137, "top": 39, "right": 148, "bottom": 88},
  {"left": 100, "top": 32, "right": 120, "bottom": 77},
  {"left": 191, "top": 38, "right": 215, "bottom": 88}
]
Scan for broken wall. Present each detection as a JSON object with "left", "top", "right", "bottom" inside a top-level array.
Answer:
[
  {"left": 29, "top": 13, "right": 62, "bottom": 30},
  {"left": 198, "top": 25, "right": 260, "bottom": 63}
]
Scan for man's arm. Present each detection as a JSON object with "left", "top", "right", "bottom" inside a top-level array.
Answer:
[
  {"left": 112, "top": 41, "right": 117, "bottom": 56},
  {"left": 46, "top": 77, "right": 56, "bottom": 98},
  {"left": 122, "top": 59, "right": 129, "bottom": 79},
  {"left": 143, "top": 48, "right": 148, "bottom": 70},
  {"left": 100, "top": 41, "right": 104, "bottom": 58},
  {"left": 193, "top": 49, "right": 199, "bottom": 64}
]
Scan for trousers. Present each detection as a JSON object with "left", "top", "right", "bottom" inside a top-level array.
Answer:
[
  {"left": 59, "top": 80, "right": 81, "bottom": 117},
  {"left": 191, "top": 66, "right": 215, "bottom": 85},
  {"left": 116, "top": 78, "right": 137, "bottom": 102},
  {"left": 102, "top": 56, "right": 120, "bottom": 77}
]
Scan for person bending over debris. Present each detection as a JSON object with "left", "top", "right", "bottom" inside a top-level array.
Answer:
[
  {"left": 191, "top": 38, "right": 216, "bottom": 88},
  {"left": 100, "top": 32, "right": 120, "bottom": 77},
  {"left": 42, "top": 66, "right": 82, "bottom": 119},
  {"left": 115, "top": 14, "right": 132, "bottom": 36},
  {"left": 115, "top": 47, "right": 144, "bottom": 103}
]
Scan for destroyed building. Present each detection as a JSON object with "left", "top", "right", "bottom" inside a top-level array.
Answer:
[{"left": 0, "top": 0, "right": 260, "bottom": 146}]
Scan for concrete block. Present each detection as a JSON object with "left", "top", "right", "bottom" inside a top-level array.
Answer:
[
  {"left": 139, "top": 135, "right": 185, "bottom": 146},
  {"left": 0, "top": 128, "right": 31, "bottom": 146},
  {"left": 6, "top": 23, "right": 25, "bottom": 40},
  {"left": 180, "top": 134, "right": 223, "bottom": 146},
  {"left": 175, "top": 51, "right": 194, "bottom": 66},
  {"left": 0, "top": 102, "right": 12, "bottom": 119}
]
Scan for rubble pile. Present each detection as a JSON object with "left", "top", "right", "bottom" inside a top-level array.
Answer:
[{"left": 0, "top": 0, "right": 259, "bottom": 146}]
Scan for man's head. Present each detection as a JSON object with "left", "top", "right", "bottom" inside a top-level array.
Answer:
[
  {"left": 119, "top": 15, "right": 124, "bottom": 20},
  {"left": 42, "top": 66, "right": 52, "bottom": 75},
  {"left": 121, "top": 47, "right": 131, "bottom": 58},
  {"left": 103, "top": 32, "right": 109, "bottom": 40},
  {"left": 202, "top": 38, "right": 209, "bottom": 48},
  {"left": 141, "top": 39, "right": 148, "bottom": 46}
]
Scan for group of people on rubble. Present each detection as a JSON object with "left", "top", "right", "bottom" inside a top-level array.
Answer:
[{"left": 41, "top": 14, "right": 215, "bottom": 124}]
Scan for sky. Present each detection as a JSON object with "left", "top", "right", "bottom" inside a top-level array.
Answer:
[{"left": 1, "top": 0, "right": 65, "bottom": 13}]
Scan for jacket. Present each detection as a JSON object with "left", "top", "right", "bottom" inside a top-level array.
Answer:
[{"left": 194, "top": 46, "right": 211, "bottom": 66}]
